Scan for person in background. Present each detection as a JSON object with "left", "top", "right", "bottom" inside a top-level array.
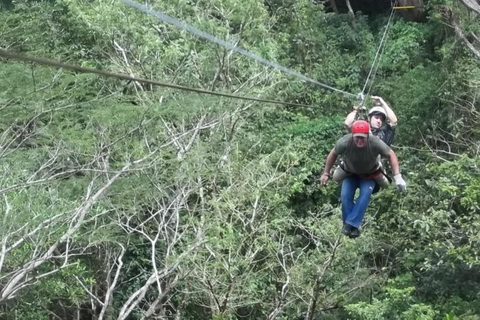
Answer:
[{"left": 345, "top": 95, "right": 397, "bottom": 146}]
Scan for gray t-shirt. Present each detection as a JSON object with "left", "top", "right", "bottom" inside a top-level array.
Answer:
[{"left": 335, "top": 133, "right": 391, "bottom": 175}]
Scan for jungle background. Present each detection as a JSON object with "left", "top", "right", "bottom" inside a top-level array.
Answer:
[{"left": 0, "top": 0, "right": 480, "bottom": 319}]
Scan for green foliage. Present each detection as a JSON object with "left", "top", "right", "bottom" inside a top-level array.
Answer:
[
  {"left": 345, "top": 274, "right": 437, "bottom": 320},
  {"left": 380, "top": 20, "right": 438, "bottom": 73},
  {"left": 1, "top": 0, "right": 480, "bottom": 318}
]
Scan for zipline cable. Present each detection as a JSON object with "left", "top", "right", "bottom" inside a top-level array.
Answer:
[
  {"left": 365, "top": 3, "right": 398, "bottom": 99},
  {"left": 121, "top": 0, "right": 357, "bottom": 98},
  {"left": 364, "top": 30, "right": 391, "bottom": 100},
  {"left": 0, "top": 49, "right": 313, "bottom": 107},
  {"left": 360, "top": 1, "right": 397, "bottom": 104}
]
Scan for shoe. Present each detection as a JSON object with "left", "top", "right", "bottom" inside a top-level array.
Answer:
[
  {"left": 349, "top": 227, "right": 361, "bottom": 238},
  {"left": 342, "top": 224, "right": 352, "bottom": 236}
]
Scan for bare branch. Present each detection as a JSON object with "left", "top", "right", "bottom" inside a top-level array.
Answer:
[
  {"left": 305, "top": 236, "right": 343, "bottom": 320},
  {"left": 117, "top": 235, "right": 205, "bottom": 320},
  {"left": 329, "top": 0, "right": 339, "bottom": 13},
  {"left": 113, "top": 39, "right": 144, "bottom": 93},
  {"left": 442, "top": 6, "right": 480, "bottom": 60},
  {"left": 345, "top": 0, "right": 355, "bottom": 18},
  {"left": 460, "top": 0, "right": 480, "bottom": 15},
  {"left": 74, "top": 275, "right": 104, "bottom": 306},
  {"left": 98, "top": 245, "right": 126, "bottom": 320},
  {"left": 0, "top": 152, "right": 155, "bottom": 301}
]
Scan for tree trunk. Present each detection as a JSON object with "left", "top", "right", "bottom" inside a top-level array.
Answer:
[
  {"left": 459, "top": 0, "right": 480, "bottom": 15},
  {"left": 441, "top": 6, "right": 480, "bottom": 60},
  {"left": 345, "top": 0, "right": 355, "bottom": 19},
  {"left": 329, "top": 0, "right": 339, "bottom": 13}
]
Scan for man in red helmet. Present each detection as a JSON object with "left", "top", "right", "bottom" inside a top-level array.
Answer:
[
  {"left": 320, "top": 120, "right": 406, "bottom": 238},
  {"left": 333, "top": 95, "right": 397, "bottom": 186}
]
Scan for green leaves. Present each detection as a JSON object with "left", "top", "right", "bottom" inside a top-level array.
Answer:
[
  {"left": 345, "top": 275, "right": 437, "bottom": 320},
  {"left": 1, "top": 0, "right": 480, "bottom": 318}
]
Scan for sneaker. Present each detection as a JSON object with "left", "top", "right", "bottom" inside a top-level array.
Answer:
[
  {"left": 349, "top": 227, "right": 361, "bottom": 238},
  {"left": 342, "top": 224, "right": 352, "bottom": 236}
]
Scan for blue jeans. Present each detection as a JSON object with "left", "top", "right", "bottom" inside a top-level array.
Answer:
[{"left": 341, "top": 175, "right": 376, "bottom": 228}]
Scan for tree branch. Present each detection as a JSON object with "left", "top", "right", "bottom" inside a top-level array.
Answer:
[
  {"left": 442, "top": 6, "right": 480, "bottom": 60},
  {"left": 460, "top": 0, "right": 480, "bottom": 15}
]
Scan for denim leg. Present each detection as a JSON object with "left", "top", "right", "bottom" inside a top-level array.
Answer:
[
  {"left": 345, "top": 178, "right": 376, "bottom": 228},
  {"left": 340, "top": 176, "right": 358, "bottom": 223}
]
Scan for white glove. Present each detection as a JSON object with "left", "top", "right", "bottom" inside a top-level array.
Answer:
[{"left": 394, "top": 174, "right": 406, "bottom": 192}]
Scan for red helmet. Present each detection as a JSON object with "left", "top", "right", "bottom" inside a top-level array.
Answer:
[{"left": 351, "top": 120, "right": 370, "bottom": 137}]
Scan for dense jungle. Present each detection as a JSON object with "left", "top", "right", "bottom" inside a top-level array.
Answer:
[{"left": 0, "top": 0, "right": 480, "bottom": 319}]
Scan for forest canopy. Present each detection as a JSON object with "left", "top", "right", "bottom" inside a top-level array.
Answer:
[{"left": 0, "top": 0, "right": 479, "bottom": 319}]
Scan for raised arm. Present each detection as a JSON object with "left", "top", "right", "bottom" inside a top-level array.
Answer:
[
  {"left": 344, "top": 106, "right": 359, "bottom": 128},
  {"left": 372, "top": 96, "right": 397, "bottom": 126}
]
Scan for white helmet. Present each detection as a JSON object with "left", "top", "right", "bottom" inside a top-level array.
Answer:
[{"left": 368, "top": 106, "right": 387, "bottom": 119}]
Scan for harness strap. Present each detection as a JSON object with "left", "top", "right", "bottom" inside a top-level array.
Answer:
[{"left": 339, "top": 162, "right": 382, "bottom": 180}]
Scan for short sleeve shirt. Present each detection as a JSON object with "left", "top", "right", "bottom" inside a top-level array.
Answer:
[{"left": 335, "top": 133, "right": 391, "bottom": 175}]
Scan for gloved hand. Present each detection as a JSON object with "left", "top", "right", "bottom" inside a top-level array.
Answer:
[{"left": 393, "top": 174, "right": 406, "bottom": 192}]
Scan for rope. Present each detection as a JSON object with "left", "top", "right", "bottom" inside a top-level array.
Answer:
[
  {"left": 0, "top": 49, "right": 315, "bottom": 107},
  {"left": 360, "top": 2, "right": 397, "bottom": 104},
  {"left": 121, "top": 0, "right": 357, "bottom": 98}
]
